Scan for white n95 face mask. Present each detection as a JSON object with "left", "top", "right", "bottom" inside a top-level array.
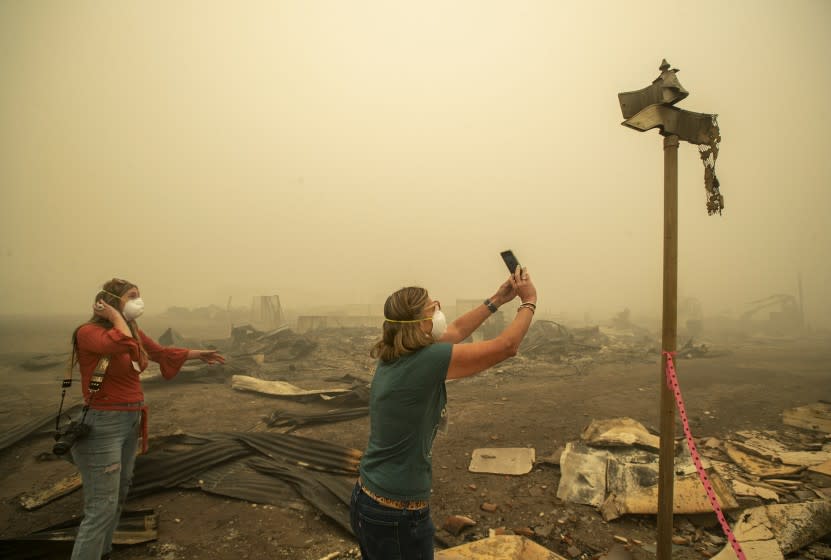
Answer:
[
  {"left": 430, "top": 309, "right": 447, "bottom": 340},
  {"left": 122, "top": 298, "right": 145, "bottom": 321}
]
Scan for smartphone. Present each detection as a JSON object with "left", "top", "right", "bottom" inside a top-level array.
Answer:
[{"left": 500, "top": 250, "right": 520, "bottom": 274}]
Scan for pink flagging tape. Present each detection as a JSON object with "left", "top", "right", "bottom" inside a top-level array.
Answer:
[{"left": 663, "top": 351, "right": 746, "bottom": 560}]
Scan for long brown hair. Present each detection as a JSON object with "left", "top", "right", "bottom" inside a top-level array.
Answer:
[
  {"left": 70, "top": 278, "right": 147, "bottom": 369},
  {"left": 371, "top": 287, "right": 434, "bottom": 363}
]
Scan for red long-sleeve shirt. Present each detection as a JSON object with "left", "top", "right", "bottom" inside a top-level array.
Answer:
[{"left": 75, "top": 323, "right": 189, "bottom": 407}]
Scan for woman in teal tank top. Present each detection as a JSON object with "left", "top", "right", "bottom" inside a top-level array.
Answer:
[{"left": 351, "top": 265, "right": 538, "bottom": 559}]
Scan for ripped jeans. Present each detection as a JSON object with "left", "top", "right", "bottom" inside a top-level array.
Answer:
[{"left": 70, "top": 409, "right": 141, "bottom": 560}]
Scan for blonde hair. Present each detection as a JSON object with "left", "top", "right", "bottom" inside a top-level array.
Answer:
[{"left": 371, "top": 287, "right": 434, "bottom": 362}]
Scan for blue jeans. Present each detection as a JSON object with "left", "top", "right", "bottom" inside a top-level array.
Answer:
[
  {"left": 70, "top": 409, "right": 141, "bottom": 560},
  {"left": 350, "top": 482, "right": 435, "bottom": 560}
]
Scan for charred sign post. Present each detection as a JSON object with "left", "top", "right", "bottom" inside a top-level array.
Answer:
[{"left": 617, "top": 60, "right": 723, "bottom": 560}]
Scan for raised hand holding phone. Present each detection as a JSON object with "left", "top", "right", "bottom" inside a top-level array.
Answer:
[
  {"left": 500, "top": 250, "right": 520, "bottom": 275},
  {"left": 500, "top": 250, "right": 536, "bottom": 305}
]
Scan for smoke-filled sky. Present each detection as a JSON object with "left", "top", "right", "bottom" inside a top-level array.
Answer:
[{"left": 1, "top": 1, "right": 829, "bottom": 325}]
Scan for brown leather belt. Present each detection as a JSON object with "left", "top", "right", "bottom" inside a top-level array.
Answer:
[
  {"left": 91, "top": 401, "right": 145, "bottom": 409},
  {"left": 359, "top": 479, "right": 428, "bottom": 511}
]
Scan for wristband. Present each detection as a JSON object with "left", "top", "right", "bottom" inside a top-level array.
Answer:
[{"left": 484, "top": 299, "right": 498, "bottom": 313}]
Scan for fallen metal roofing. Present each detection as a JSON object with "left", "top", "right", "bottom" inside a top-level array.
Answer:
[
  {"left": 130, "top": 431, "right": 361, "bottom": 495},
  {"left": 0, "top": 404, "right": 82, "bottom": 452},
  {"left": 13, "top": 431, "right": 362, "bottom": 550},
  {"left": 266, "top": 406, "right": 369, "bottom": 432},
  {"left": 0, "top": 509, "right": 158, "bottom": 560}
]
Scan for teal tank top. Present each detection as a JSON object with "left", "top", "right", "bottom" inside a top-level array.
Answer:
[{"left": 359, "top": 342, "right": 452, "bottom": 501}]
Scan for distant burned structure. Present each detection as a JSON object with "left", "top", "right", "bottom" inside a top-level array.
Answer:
[
  {"left": 296, "top": 315, "right": 380, "bottom": 333},
  {"left": 741, "top": 293, "right": 804, "bottom": 334},
  {"left": 250, "top": 295, "right": 285, "bottom": 330},
  {"left": 295, "top": 303, "right": 383, "bottom": 333}
]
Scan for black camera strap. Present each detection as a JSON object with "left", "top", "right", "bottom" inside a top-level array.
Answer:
[{"left": 55, "top": 356, "right": 111, "bottom": 433}]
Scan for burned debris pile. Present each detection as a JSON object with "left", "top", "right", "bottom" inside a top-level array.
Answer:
[
  {"left": 555, "top": 408, "right": 831, "bottom": 558},
  {"left": 519, "top": 320, "right": 658, "bottom": 366}
]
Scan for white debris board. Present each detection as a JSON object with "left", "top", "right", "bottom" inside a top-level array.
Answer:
[{"left": 469, "top": 448, "right": 535, "bottom": 475}]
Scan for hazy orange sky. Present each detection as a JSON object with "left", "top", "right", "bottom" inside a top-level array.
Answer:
[{"left": 1, "top": 1, "right": 829, "bottom": 326}]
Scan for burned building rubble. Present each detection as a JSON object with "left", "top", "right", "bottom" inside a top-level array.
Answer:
[{"left": 4, "top": 316, "right": 828, "bottom": 558}]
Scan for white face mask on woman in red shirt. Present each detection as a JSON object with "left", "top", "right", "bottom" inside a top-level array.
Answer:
[{"left": 122, "top": 298, "right": 145, "bottom": 321}]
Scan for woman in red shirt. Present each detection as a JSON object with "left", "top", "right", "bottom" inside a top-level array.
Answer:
[{"left": 69, "top": 278, "right": 224, "bottom": 560}]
